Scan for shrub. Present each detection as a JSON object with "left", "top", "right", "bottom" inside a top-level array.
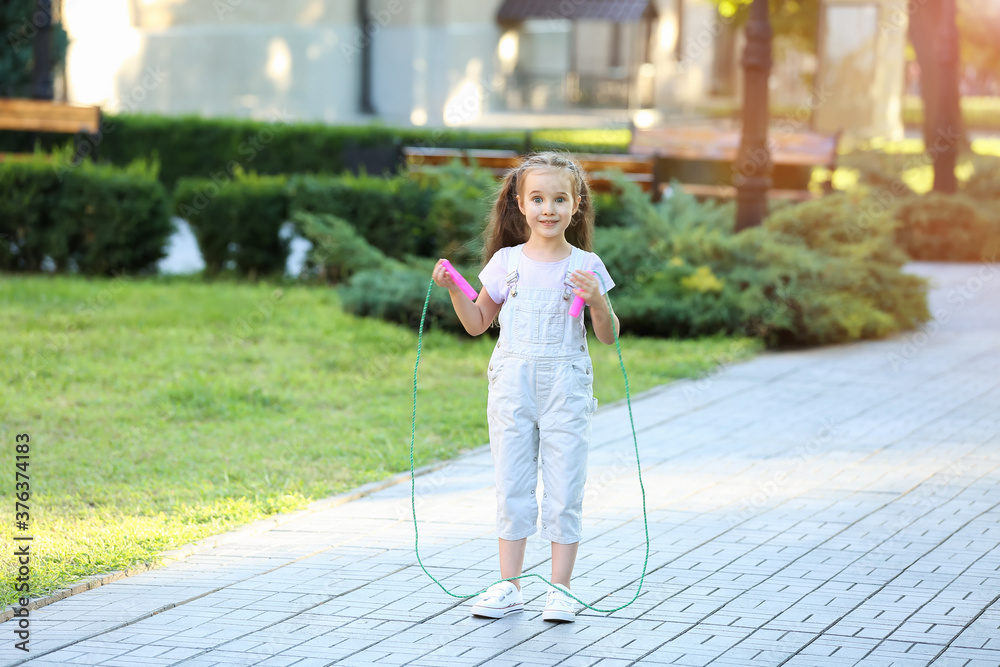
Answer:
[
  {"left": 593, "top": 183, "right": 929, "bottom": 346},
  {"left": 841, "top": 150, "right": 916, "bottom": 197},
  {"left": 288, "top": 172, "right": 436, "bottom": 259},
  {"left": 0, "top": 1, "right": 68, "bottom": 99},
  {"left": 592, "top": 171, "right": 661, "bottom": 229},
  {"left": 329, "top": 174, "right": 929, "bottom": 345},
  {"left": 963, "top": 154, "right": 1000, "bottom": 204},
  {"left": 408, "top": 161, "right": 495, "bottom": 265},
  {"left": 0, "top": 150, "right": 172, "bottom": 276},
  {"left": 0, "top": 153, "right": 61, "bottom": 271},
  {"left": 0, "top": 114, "right": 627, "bottom": 189},
  {"left": 174, "top": 170, "right": 290, "bottom": 278},
  {"left": 761, "top": 195, "right": 929, "bottom": 344},
  {"left": 292, "top": 211, "right": 402, "bottom": 283},
  {"left": 337, "top": 257, "right": 467, "bottom": 333},
  {"left": 51, "top": 159, "right": 173, "bottom": 276},
  {"left": 892, "top": 192, "right": 1000, "bottom": 261}
]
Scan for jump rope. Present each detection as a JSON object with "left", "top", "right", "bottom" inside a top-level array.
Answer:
[{"left": 408, "top": 262, "right": 650, "bottom": 613}]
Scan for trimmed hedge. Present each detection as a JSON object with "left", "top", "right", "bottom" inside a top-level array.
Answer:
[
  {"left": 0, "top": 152, "right": 172, "bottom": 276},
  {"left": 171, "top": 163, "right": 657, "bottom": 281},
  {"left": 172, "top": 170, "right": 436, "bottom": 279},
  {"left": 174, "top": 170, "right": 290, "bottom": 278},
  {"left": 0, "top": 156, "right": 60, "bottom": 271},
  {"left": 288, "top": 172, "right": 435, "bottom": 260},
  {"left": 0, "top": 113, "right": 629, "bottom": 189}
]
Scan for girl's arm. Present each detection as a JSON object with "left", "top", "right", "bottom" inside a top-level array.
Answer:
[
  {"left": 571, "top": 269, "right": 620, "bottom": 345},
  {"left": 434, "top": 259, "right": 502, "bottom": 337},
  {"left": 589, "top": 295, "right": 621, "bottom": 345}
]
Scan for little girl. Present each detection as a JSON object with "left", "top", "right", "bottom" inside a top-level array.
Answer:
[{"left": 432, "top": 152, "right": 619, "bottom": 623}]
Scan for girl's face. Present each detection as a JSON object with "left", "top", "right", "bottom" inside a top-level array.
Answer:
[{"left": 516, "top": 169, "right": 581, "bottom": 242}]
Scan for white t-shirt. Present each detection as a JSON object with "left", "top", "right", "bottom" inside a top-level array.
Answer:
[{"left": 478, "top": 244, "right": 616, "bottom": 305}]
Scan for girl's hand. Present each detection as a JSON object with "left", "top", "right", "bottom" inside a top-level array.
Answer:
[
  {"left": 433, "top": 259, "right": 459, "bottom": 292},
  {"left": 571, "top": 270, "right": 603, "bottom": 309}
]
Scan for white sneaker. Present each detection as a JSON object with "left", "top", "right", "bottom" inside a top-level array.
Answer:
[
  {"left": 542, "top": 585, "right": 576, "bottom": 623},
  {"left": 470, "top": 581, "right": 523, "bottom": 618}
]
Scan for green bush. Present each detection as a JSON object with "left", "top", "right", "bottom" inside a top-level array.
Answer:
[
  {"left": 841, "top": 150, "right": 916, "bottom": 197},
  {"left": 761, "top": 195, "right": 929, "bottom": 344},
  {"left": 337, "top": 257, "right": 467, "bottom": 333},
  {"left": 0, "top": 154, "right": 61, "bottom": 271},
  {"left": 408, "top": 161, "right": 495, "bottom": 265},
  {"left": 593, "top": 171, "right": 661, "bottom": 228},
  {"left": 892, "top": 192, "right": 1000, "bottom": 261},
  {"left": 292, "top": 211, "right": 402, "bottom": 283},
  {"left": 595, "top": 189, "right": 759, "bottom": 338},
  {"left": 963, "top": 154, "right": 1000, "bottom": 204},
  {"left": 288, "top": 172, "right": 435, "bottom": 259},
  {"left": 594, "top": 182, "right": 929, "bottom": 346},
  {"left": 0, "top": 151, "right": 172, "bottom": 276},
  {"left": 174, "top": 170, "right": 290, "bottom": 278},
  {"left": 0, "top": 114, "right": 627, "bottom": 189},
  {"left": 334, "top": 176, "right": 929, "bottom": 345},
  {"left": 0, "top": 1, "right": 68, "bottom": 98},
  {"left": 52, "top": 159, "right": 174, "bottom": 276}
]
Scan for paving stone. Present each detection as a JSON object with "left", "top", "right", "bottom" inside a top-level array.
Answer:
[{"left": 3, "top": 263, "right": 999, "bottom": 667}]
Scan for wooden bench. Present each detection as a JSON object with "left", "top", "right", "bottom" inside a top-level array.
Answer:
[
  {"left": 403, "top": 124, "right": 839, "bottom": 203},
  {"left": 0, "top": 98, "right": 103, "bottom": 162},
  {"left": 403, "top": 146, "right": 657, "bottom": 194},
  {"left": 629, "top": 124, "right": 840, "bottom": 202}
]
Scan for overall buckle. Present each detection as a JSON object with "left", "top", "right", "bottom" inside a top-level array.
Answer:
[
  {"left": 506, "top": 269, "right": 519, "bottom": 298},
  {"left": 563, "top": 271, "right": 575, "bottom": 300}
]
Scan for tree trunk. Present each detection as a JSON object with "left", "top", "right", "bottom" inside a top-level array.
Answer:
[
  {"left": 933, "top": 0, "right": 960, "bottom": 192},
  {"left": 908, "top": 0, "right": 965, "bottom": 154}
]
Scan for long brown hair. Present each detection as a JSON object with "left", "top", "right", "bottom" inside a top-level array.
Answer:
[{"left": 480, "top": 152, "right": 596, "bottom": 271}]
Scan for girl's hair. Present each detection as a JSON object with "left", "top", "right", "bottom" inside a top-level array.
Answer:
[{"left": 479, "top": 151, "right": 596, "bottom": 272}]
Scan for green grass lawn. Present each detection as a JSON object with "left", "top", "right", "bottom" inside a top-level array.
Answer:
[{"left": 0, "top": 274, "right": 760, "bottom": 606}]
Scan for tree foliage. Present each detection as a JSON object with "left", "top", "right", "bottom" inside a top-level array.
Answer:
[
  {"left": 0, "top": 0, "right": 69, "bottom": 98},
  {"left": 713, "top": 0, "right": 820, "bottom": 54},
  {"left": 957, "top": 0, "right": 1000, "bottom": 89}
]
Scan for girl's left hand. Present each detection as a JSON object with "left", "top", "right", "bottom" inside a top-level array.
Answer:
[{"left": 571, "top": 270, "right": 601, "bottom": 307}]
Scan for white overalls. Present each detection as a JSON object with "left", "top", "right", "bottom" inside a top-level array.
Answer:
[{"left": 486, "top": 244, "right": 599, "bottom": 544}]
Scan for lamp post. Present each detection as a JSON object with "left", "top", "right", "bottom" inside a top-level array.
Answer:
[
  {"left": 32, "top": 0, "right": 54, "bottom": 100},
  {"left": 358, "top": 0, "right": 375, "bottom": 115},
  {"left": 734, "top": 0, "right": 773, "bottom": 232}
]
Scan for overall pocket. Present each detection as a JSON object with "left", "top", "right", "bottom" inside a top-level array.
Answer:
[
  {"left": 487, "top": 354, "right": 507, "bottom": 386},
  {"left": 570, "top": 357, "right": 594, "bottom": 393},
  {"left": 514, "top": 302, "right": 566, "bottom": 344}
]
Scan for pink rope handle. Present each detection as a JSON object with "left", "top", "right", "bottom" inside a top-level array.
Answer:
[
  {"left": 440, "top": 259, "right": 479, "bottom": 301},
  {"left": 569, "top": 270, "right": 594, "bottom": 317}
]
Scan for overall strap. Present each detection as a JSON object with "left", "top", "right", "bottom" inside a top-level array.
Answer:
[
  {"left": 566, "top": 245, "right": 584, "bottom": 274},
  {"left": 563, "top": 246, "right": 584, "bottom": 300},
  {"left": 505, "top": 244, "right": 523, "bottom": 298}
]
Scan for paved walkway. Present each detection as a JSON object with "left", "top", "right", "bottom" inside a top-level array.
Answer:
[{"left": 4, "top": 262, "right": 1000, "bottom": 667}]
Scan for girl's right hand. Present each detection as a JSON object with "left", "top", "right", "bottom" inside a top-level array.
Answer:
[{"left": 432, "top": 259, "right": 459, "bottom": 292}]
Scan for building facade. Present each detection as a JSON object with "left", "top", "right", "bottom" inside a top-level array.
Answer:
[{"left": 62, "top": 0, "right": 720, "bottom": 127}]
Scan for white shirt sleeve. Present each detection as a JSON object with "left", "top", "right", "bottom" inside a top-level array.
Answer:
[
  {"left": 585, "top": 251, "right": 616, "bottom": 295},
  {"left": 477, "top": 248, "right": 507, "bottom": 304}
]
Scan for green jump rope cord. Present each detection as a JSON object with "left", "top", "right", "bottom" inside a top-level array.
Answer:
[{"left": 409, "top": 273, "right": 650, "bottom": 613}]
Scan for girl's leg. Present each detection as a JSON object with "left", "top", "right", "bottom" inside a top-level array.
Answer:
[
  {"left": 551, "top": 541, "right": 579, "bottom": 588},
  {"left": 499, "top": 537, "right": 528, "bottom": 590}
]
